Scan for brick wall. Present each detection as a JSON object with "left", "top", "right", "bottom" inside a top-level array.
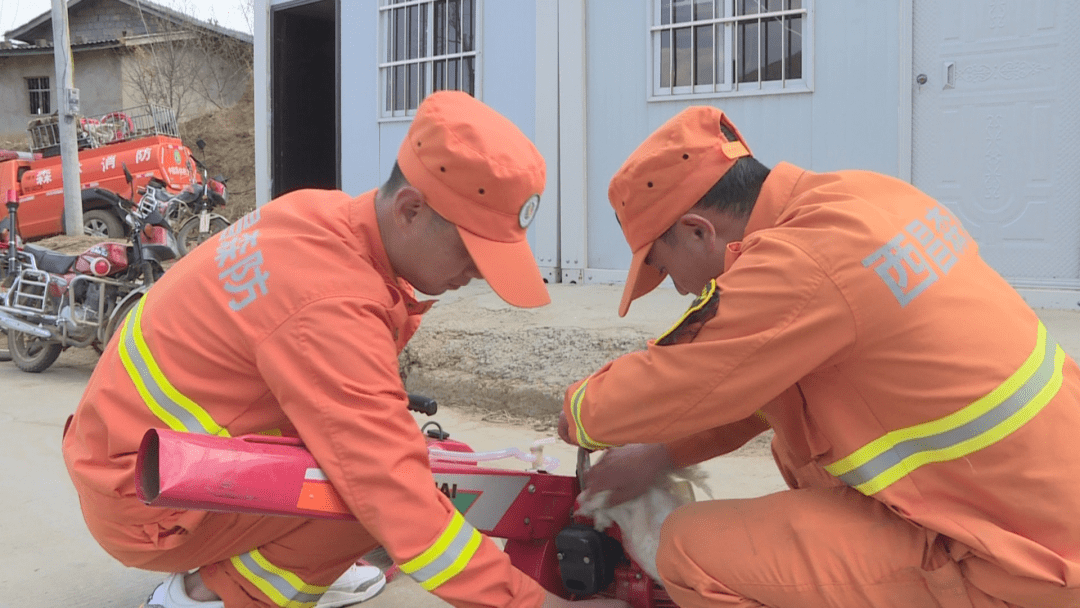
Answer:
[
  {"left": 68, "top": 0, "right": 164, "bottom": 44},
  {"left": 19, "top": 0, "right": 173, "bottom": 45}
]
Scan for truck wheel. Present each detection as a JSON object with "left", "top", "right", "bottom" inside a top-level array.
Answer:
[
  {"left": 177, "top": 216, "right": 230, "bottom": 256},
  {"left": 83, "top": 209, "right": 124, "bottom": 238},
  {"left": 8, "top": 330, "right": 62, "bottom": 373}
]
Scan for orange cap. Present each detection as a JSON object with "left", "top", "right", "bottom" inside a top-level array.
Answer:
[
  {"left": 608, "top": 106, "right": 751, "bottom": 316},
  {"left": 397, "top": 91, "right": 550, "bottom": 308}
]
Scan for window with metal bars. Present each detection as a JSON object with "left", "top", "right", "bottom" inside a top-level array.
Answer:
[
  {"left": 380, "top": 0, "right": 479, "bottom": 118},
  {"left": 652, "top": 0, "right": 810, "bottom": 98},
  {"left": 27, "top": 77, "right": 51, "bottom": 115}
]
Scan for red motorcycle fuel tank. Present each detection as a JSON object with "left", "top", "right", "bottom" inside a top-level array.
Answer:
[{"left": 75, "top": 242, "right": 129, "bottom": 277}]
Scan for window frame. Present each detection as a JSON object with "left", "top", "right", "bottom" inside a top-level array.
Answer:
[
  {"left": 647, "top": 0, "right": 814, "bottom": 102},
  {"left": 378, "top": 0, "right": 483, "bottom": 122},
  {"left": 27, "top": 76, "right": 51, "bottom": 115}
]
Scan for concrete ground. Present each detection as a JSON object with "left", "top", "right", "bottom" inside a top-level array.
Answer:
[{"left": 1, "top": 282, "right": 1077, "bottom": 607}]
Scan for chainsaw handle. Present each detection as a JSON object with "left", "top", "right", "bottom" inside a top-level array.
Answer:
[
  {"left": 576, "top": 447, "right": 592, "bottom": 490},
  {"left": 407, "top": 394, "right": 438, "bottom": 416}
]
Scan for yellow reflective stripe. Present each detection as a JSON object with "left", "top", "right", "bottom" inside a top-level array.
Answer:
[
  {"left": 400, "top": 511, "right": 466, "bottom": 574},
  {"left": 570, "top": 379, "right": 611, "bottom": 451},
  {"left": 118, "top": 298, "right": 229, "bottom": 436},
  {"left": 400, "top": 510, "right": 483, "bottom": 591},
  {"left": 827, "top": 323, "right": 1048, "bottom": 476},
  {"left": 851, "top": 348, "right": 1065, "bottom": 495},
  {"left": 825, "top": 322, "right": 1063, "bottom": 495},
  {"left": 655, "top": 279, "right": 717, "bottom": 344},
  {"left": 129, "top": 299, "right": 227, "bottom": 435},
  {"left": 117, "top": 315, "right": 185, "bottom": 432},
  {"left": 230, "top": 548, "right": 328, "bottom": 608},
  {"left": 419, "top": 528, "right": 482, "bottom": 591}
]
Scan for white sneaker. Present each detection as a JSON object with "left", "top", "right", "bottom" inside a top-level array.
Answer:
[
  {"left": 319, "top": 563, "right": 387, "bottom": 607},
  {"left": 140, "top": 572, "right": 223, "bottom": 608},
  {"left": 140, "top": 563, "right": 386, "bottom": 608}
]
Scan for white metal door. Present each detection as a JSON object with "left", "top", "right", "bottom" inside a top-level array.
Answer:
[{"left": 911, "top": 0, "right": 1080, "bottom": 308}]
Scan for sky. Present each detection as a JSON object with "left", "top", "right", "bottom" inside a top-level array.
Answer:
[{"left": 0, "top": 0, "right": 253, "bottom": 38}]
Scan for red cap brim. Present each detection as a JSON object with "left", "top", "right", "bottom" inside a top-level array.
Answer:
[
  {"left": 457, "top": 227, "right": 551, "bottom": 308},
  {"left": 618, "top": 243, "right": 666, "bottom": 317}
]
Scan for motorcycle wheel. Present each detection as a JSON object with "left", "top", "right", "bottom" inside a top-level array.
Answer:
[
  {"left": 8, "top": 330, "right": 63, "bottom": 373},
  {"left": 102, "top": 294, "right": 142, "bottom": 348},
  {"left": 177, "top": 216, "right": 230, "bottom": 257},
  {"left": 0, "top": 329, "right": 10, "bottom": 362}
]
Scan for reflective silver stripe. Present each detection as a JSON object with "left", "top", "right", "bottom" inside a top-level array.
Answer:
[
  {"left": 231, "top": 549, "right": 327, "bottom": 608},
  {"left": 120, "top": 315, "right": 204, "bottom": 433},
  {"left": 827, "top": 324, "right": 1063, "bottom": 495},
  {"left": 408, "top": 519, "right": 476, "bottom": 584},
  {"left": 400, "top": 510, "right": 482, "bottom": 591},
  {"left": 117, "top": 298, "right": 227, "bottom": 436}
]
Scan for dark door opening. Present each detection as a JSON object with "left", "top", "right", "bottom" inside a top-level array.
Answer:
[{"left": 271, "top": 0, "right": 338, "bottom": 198}]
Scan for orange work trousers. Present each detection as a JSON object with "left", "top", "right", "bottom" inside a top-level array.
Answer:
[
  {"left": 656, "top": 486, "right": 1015, "bottom": 608},
  {"left": 91, "top": 510, "right": 377, "bottom": 608}
]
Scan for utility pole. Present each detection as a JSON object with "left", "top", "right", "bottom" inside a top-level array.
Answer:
[{"left": 50, "top": 0, "right": 83, "bottom": 236}]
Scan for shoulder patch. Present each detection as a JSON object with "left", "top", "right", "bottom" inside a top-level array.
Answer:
[{"left": 655, "top": 280, "right": 720, "bottom": 346}]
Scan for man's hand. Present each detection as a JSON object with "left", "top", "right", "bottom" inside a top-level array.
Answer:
[
  {"left": 542, "top": 591, "right": 629, "bottom": 608},
  {"left": 557, "top": 411, "right": 578, "bottom": 446},
  {"left": 583, "top": 443, "right": 675, "bottom": 507}
]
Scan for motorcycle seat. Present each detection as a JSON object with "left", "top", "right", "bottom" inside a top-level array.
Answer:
[
  {"left": 174, "top": 189, "right": 201, "bottom": 204},
  {"left": 24, "top": 244, "right": 78, "bottom": 274}
]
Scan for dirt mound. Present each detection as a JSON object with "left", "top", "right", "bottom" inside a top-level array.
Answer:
[
  {"left": 179, "top": 84, "right": 256, "bottom": 223},
  {"left": 29, "top": 235, "right": 111, "bottom": 254},
  {"left": 0, "top": 135, "right": 30, "bottom": 152}
]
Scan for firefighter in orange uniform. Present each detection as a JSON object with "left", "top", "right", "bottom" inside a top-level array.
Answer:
[
  {"left": 63, "top": 91, "right": 627, "bottom": 608},
  {"left": 559, "top": 106, "right": 1080, "bottom": 607}
]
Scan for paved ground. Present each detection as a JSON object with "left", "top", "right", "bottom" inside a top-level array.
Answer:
[{"left": 1, "top": 282, "right": 1077, "bottom": 607}]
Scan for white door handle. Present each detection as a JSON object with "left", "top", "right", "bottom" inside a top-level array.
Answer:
[{"left": 943, "top": 62, "right": 955, "bottom": 89}]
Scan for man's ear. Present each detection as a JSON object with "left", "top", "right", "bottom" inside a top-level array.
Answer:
[
  {"left": 391, "top": 186, "right": 426, "bottom": 228},
  {"left": 678, "top": 213, "right": 718, "bottom": 250}
]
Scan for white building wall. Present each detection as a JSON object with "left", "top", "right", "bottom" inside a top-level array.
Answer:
[
  {"left": 339, "top": 0, "right": 538, "bottom": 197},
  {"left": 342, "top": 0, "right": 547, "bottom": 269},
  {"left": 340, "top": 0, "right": 382, "bottom": 196},
  {"left": 579, "top": 0, "right": 906, "bottom": 279}
]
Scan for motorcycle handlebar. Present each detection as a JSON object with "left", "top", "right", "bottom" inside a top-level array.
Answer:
[{"left": 407, "top": 394, "right": 438, "bottom": 416}]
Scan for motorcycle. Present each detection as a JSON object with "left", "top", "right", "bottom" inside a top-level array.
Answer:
[
  {"left": 146, "top": 139, "right": 230, "bottom": 256},
  {"left": 0, "top": 165, "right": 179, "bottom": 373}
]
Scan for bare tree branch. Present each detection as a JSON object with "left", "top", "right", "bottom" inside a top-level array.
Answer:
[{"left": 122, "top": 1, "right": 252, "bottom": 132}]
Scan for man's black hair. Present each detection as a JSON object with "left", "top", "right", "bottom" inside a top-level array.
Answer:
[
  {"left": 691, "top": 155, "right": 771, "bottom": 218},
  {"left": 378, "top": 161, "right": 454, "bottom": 228},
  {"left": 380, "top": 161, "right": 408, "bottom": 197},
  {"left": 658, "top": 149, "right": 770, "bottom": 244},
  {"left": 688, "top": 122, "right": 771, "bottom": 217}
]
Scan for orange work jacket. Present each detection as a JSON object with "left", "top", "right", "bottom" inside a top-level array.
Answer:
[
  {"left": 564, "top": 163, "right": 1080, "bottom": 607},
  {"left": 63, "top": 189, "right": 545, "bottom": 608}
]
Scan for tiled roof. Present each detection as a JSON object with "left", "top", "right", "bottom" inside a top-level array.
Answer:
[{"left": 3, "top": 0, "right": 252, "bottom": 45}]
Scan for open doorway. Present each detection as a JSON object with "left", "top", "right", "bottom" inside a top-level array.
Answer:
[{"left": 271, "top": 0, "right": 338, "bottom": 198}]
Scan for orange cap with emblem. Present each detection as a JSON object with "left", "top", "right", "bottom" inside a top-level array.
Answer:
[
  {"left": 608, "top": 106, "right": 751, "bottom": 316},
  {"left": 397, "top": 91, "right": 549, "bottom": 308}
]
